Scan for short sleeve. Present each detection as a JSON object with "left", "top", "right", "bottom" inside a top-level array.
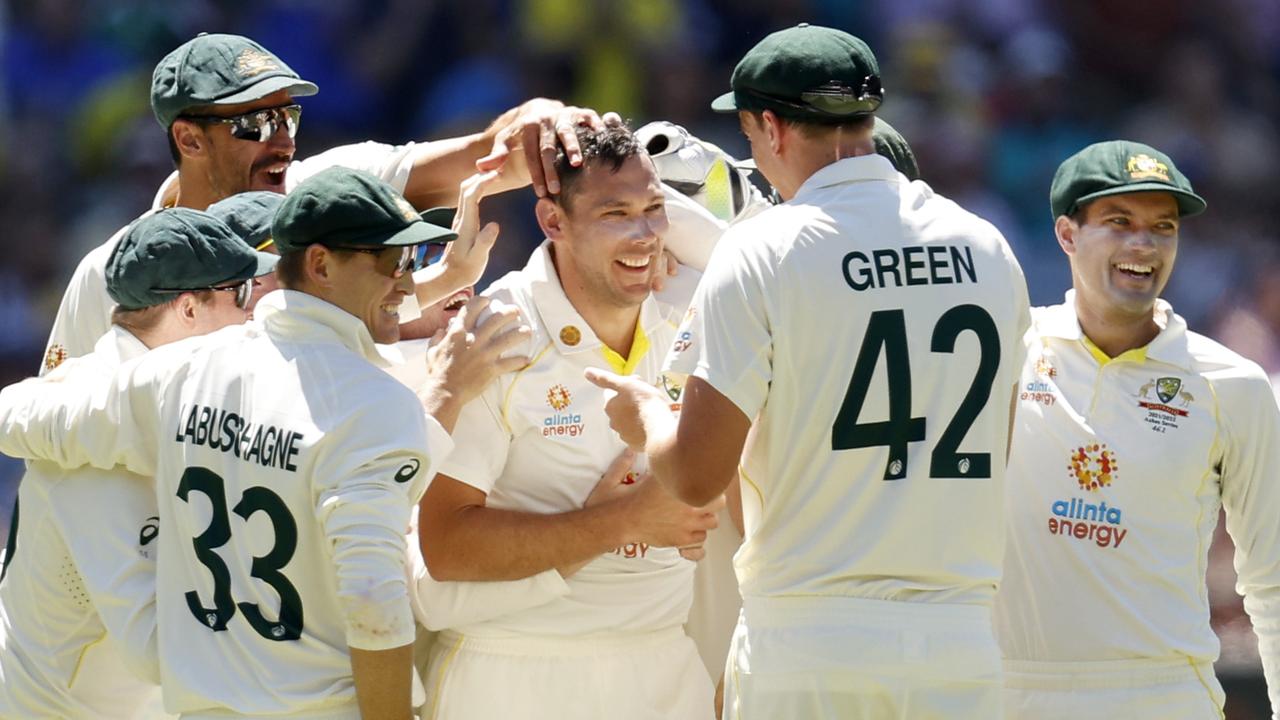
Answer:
[
  {"left": 671, "top": 233, "right": 774, "bottom": 420},
  {"left": 289, "top": 141, "right": 424, "bottom": 193},
  {"left": 435, "top": 383, "right": 511, "bottom": 495},
  {"left": 41, "top": 235, "right": 122, "bottom": 374}
]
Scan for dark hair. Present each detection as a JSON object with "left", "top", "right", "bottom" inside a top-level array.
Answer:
[
  {"left": 553, "top": 123, "right": 644, "bottom": 211},
  {"left": 274, "top": 248, "right": 308, "bottom": 289}
]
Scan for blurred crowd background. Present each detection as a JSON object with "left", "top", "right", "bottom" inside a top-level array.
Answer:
[{"left": 0, "top": 0, "right": 1277, "bottom": 713}]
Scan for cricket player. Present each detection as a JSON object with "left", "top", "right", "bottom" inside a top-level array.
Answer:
[
  {"left": 205, "top": 191, "right": 286, "bottom": 312},
  {"left": 640, "top": 116, "right": 925, "bottom": 689},
  {"left": 415, "top": 123, "right": 721, "bottom": 720},
  {"left": 993, "top": 141, "right": 1280, "bottom": 719},
  {"left": 40, "top": 32, "right": 609, "bottom": 374},
  {"left": 0, "top": 206, "right": 276, "bottom": 720},
  {"left": 588, "top": 24, "right": 1031, "bottom": 719},
  {"left": 0, "top": 167, "right": 528, "bottom": 719}
]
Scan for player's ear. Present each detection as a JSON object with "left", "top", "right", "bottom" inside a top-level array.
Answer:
[
  {"left": 171, "top": 120, "right": 206, "bottom": 161},
  {"left": 174, "top": 291, "right": 201, "bottom": 326},
  {"left": 1054, "top": 214, "right": 1078, "bottom": 257},
  {"left": 303, "top": 244, "right": 335, "bottom": 288},
  {"left": 761, "top": 110, "right": 786, "bottom": 156},
  {"left": 536, "top": 197, "right": 567, "bottom": 242}
]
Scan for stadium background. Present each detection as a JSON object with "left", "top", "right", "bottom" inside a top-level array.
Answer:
[{"left": 0, "top": 0, "right": 1276, "bottom": 714}]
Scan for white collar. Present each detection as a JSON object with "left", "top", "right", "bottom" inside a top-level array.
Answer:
[
  {"left": 94, "top": 325, "right": 152, "bottom": 365},
  {"left": 791, "top": 154, "right": 901, "bottom": 203},
  {"left": 523, "top": 241, "right": 666, "bottom": 357},
  {"left": 254, "top": 289, "right": 403, "bottom": 368},
  {"left": 1038, "top": 290, "right": 1195, "bottom": 369}
]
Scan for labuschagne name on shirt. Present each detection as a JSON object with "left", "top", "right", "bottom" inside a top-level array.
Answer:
[
  {"left": 175, "top": 403, "right": 304, "bottom": 472},
  {"left": 843, "top": 244, "right": 977, "bottom": 291}
]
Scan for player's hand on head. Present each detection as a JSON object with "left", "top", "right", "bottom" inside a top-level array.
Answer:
[
  {"left": 584, "top": 368, "right": 670, "bottom": 451},
  {"left": 437, "top": 170, "right": 502, "bottom": 289},
  {"left": 475, "top": 99, "right": 613, "bottom": 197},
  {"left": 424, "top": 295, "right": 530, "bottom": 404}
]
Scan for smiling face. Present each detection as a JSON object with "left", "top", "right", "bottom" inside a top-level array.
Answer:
[
  {"left": 172, "top": 89, "right": 297, "bottom": 199},
  {"left": 542, "top": 154, "right": 669, "bottom": 311},
  {"left": 398, "top": 286, "right": 474, "bottom": 340},
  {"left": 1057, "top": 191, "right": 1180, "bottom": 322},
  {"left": 322, "top": 246, "right": 417, "bottom": 344}
]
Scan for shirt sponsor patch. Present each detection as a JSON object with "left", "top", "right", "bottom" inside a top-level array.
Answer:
[
  {"left": 542, "top": 384, "right": 584, "bottom": 438},
  {"left": 1045, "top": 444, "right": 1127, "bottom": 549},
  {"left": 43, "top": 344, "right": 68, "bottom": 372},
  {"left": 1021, "top": 353, "right": 1059, "bottom": 406}
]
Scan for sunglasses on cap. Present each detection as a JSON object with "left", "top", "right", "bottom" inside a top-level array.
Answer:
[
  {"left": 743, "top": 77, "right": 883, "bottom": 118},
  {"left": 182, "top": 104, "right": 302, "bottom": 143},
  {"left": 327, "top": 242, "right": 450, "bottom": 278},
  {"left": 155, "top": 279, "right": 253, "bottom": 309}
]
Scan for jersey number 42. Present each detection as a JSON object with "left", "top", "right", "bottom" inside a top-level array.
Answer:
[{"left": 832, "top": 305, "right": 1000, "bottom": 481}]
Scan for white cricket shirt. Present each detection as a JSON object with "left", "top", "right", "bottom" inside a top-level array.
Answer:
[
  {"left": 994, "top": 294, "right": 1280, "bottom": 714},
  {"left": 0, "top": 289, "right": 452, "bottom": 717},
  {"left": 433, "top": 241, "right": 697, "bottom": 638},
  {"left": 0, "top": 326, "right": 159, "bottom": 719},
  {"left": 40, "top": 140, "right": 427, "bottom": 374},
  {"left": 670, "top": 155, "right": 1031, "bottom": 603}
]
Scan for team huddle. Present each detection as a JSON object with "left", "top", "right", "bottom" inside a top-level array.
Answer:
[{"left": 0, "top": 22, "right": 1276, "bottom": 720}]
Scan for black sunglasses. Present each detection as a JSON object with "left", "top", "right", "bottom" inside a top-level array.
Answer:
[
  {"left": 154, "top": 280, "right": 252, "bottom": 309},
  {"left": 183, "top": 104, "right": 302, "bottom": 143},
  {"left": 327, "top": 242, "right": 449, "bottom": 278},
  {"left": 743, "top": 77, "right": 883, "bottom": 118}
]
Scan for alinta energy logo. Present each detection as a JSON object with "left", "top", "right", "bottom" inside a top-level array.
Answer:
[
  {"left": 43, "top": 343, "right": 68, "bottom": 372},
  {"left": 1069, "top": 443, "right": 1117, "bottom": 491},
  {"left": 542, "top": 384, "right": 583, "bottom": 438},
  {"left": 546, "top": 384, "right": 571, "bottom": 411},
  {"left": 1022, "top": 353, "right": 1058, "bottom": 407},
  {"left": 1045, "top": 443, "right": 1127, "bottom": 549}
]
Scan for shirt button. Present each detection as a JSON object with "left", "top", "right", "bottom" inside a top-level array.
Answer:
[{"left": 559, "top": 325, "right": 581, "bottom": 346}]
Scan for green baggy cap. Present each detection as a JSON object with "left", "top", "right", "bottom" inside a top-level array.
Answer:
[
  {"left": 712, "top": 23, "right": 883, "bottom": 121},
  {"left": 107, "top": 208, "right": 278, "bottom": 310},
  {"left": 151, "top": 33, "right": 318, "bottom": 128},
  {"left": 272, "top": 167, "right": 457, "bottom": 254},
  {"left": 872, "top": 117, "right": 920, "bottom": 182},
  {"left": 207, "top": 191, "right": 286, "bottom": 251},
  {"left": 1050, "top": 140, "right": 1206, "bottom": 219}
]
